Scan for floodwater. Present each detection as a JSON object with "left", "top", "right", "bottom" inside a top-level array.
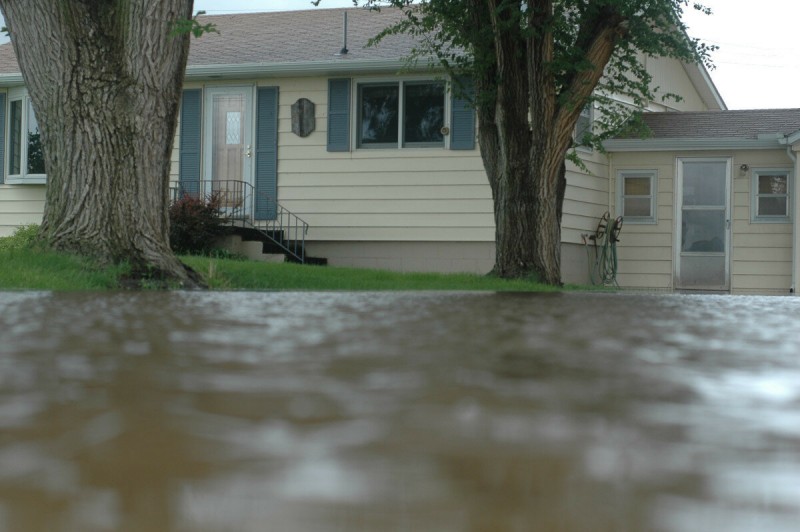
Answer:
[{"left": 0, "top": 291, "right": 799, "bottom": 532}]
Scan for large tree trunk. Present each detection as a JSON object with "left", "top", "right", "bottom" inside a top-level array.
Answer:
[
  {"left": 475, "top": 0, "right": 565, "bottom": 285},
  {"left": 472, "top": 0, "right": 625, "bottom": 286},
  {"left": 0, "top": 0, "right": 202, "bottom": 287},
  {"left": 481, "top": 132, "right": 565, "bottom": 285}
]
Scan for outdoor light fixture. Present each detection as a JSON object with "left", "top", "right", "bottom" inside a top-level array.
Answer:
[{"left": 740, "top": 164, "right": 749, "bottom": 172}]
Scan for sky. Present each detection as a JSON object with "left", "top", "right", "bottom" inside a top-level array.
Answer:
[{"left": 2, "top": 0, "right": 798, "bottom": 110}]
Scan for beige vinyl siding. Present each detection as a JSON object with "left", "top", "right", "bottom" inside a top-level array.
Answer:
[
  {"left": 730, "top": 150, "right": 794, "bottom": 293},
  {"left": 172, "top": 79, "right": 612, "bottom": 245},
  {"left": 564, "top": 152, "right": 611, "bottom": 244},
  {"left": 611, "top": 149, "right": 795, "bottom": 294},
  {"left": 645, "top": 56, "right": 707, "bottom": 112},
  {"left": 0, "top": 185, "right": 45, "bottom": 236},
  {"left": 274, "top": 75, "right": 491, "bottom": 242},
  {"left": 167, "top": 59, "right": 706, "bottom": 267},
  {"left": 609, "top": 152, "right": 676, "bottom": 290},
  {"left": 238, "top": 76, "right": 603, "bottom": 245}
]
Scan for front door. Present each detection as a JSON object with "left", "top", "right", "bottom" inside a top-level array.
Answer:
[
  {"left": 203, "top": 86, "right": 254, "bottom": 213},
  {"left": 675, "top": 158, "right": 731, "bottom": 290}
]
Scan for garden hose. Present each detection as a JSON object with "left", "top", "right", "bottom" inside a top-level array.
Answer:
[{"left": 584, "top": 212, "right": 623, "bottom": 286}]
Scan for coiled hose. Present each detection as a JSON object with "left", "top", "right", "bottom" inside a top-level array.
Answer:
[{"left": 584, "top": 212, "right": 623, "bottom": 286}]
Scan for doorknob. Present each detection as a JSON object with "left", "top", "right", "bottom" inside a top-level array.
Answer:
[{"left": 245, "top": 145, "right": 252, "bottom": 158}]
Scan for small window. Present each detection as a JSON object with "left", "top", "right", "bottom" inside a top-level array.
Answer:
[
  {"left": 752, "top": 169, "right": 792, "bottom": 223},
  {"left": 574, "top": 104, "right": 592, "bottom": 150},
  {"left": 357, "top": 80, "right": 445, "bottom": 149},
  {"left": 6, "top": 90, "right": 46, "bottom": 184},
  {"left": 618, "top": 170, "right": 657, "bottom": 223}
]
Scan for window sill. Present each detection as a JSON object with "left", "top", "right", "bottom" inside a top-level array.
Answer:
[
  {"left": 751, "top": 217, "right": 791, "bottom": 224},
  {"left": 623, "top": 217, "right": 658, "bottom": 225},
  {"left": 356, "top": 145, "right": 447, "bottom": 150},
  {"left": 5, "top": 177, "right": 46, "bottom": 185}
]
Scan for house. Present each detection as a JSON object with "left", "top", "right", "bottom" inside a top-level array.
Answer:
[
  {"left": 605, "top": 110, "right": 800, "bottom": 294},
  {"left": 5, "top": 7, "right": 793, "bottom": 294}
]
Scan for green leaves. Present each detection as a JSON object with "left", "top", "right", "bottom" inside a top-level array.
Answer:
[{"left": 169, "top": 11, "right": 219, "bottom": 38}]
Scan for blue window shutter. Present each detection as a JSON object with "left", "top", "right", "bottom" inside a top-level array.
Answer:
[
  {"left": 0, "top": 93, "right": 5, "bottom": 184},
  {"left": 255, "top": 86, "right": 279, "bottom": 220},
  {"left": 450, "top": 78, "right": 475, "bottom": 150},
  {"left": 327, "top": 78, "right": 350, "bottom": 152},
  {"left": 179, "top": 89, "right": 202, "bottom": 196}
]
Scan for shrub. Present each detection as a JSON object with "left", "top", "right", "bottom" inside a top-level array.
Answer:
[
  {"left": 169, "top": 194, "right": 228, "bottom": 255},
  {"left": 0, "top": 224, "right": 41, "bottom": 251}
]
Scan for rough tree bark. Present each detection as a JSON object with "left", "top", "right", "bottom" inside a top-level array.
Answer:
[
  {"left": 0, "top": 0, "right": 203, "bottom": 287},
  {"left": 472, "top": 0, "right": 627, "bottom": 285}
]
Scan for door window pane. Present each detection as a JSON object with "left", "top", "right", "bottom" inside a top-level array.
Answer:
[
  {"left": 225, "top": 111, "right": 242, "bottom": 145},
  {"left": 212, "top": 94, "right": 245, "bottom": 182},
  {"left": 358, "top": 84, "right": 399, "bottom": 146},
  {"left": 680, "top": 255, "right": 726, "bottom": 288},
  {"left": 403, "top": 82, "right": 444, "bottom": 145},
  {"left": 681, "top": 210, "right": 726, "bottom": 252},
  {"left": 682, "top": 162, "right": 727, "bottom": 206}
]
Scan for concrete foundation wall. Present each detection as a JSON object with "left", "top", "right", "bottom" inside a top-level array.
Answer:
[{"left": 305, "top": 240, "right": 591, "bottom": 285}]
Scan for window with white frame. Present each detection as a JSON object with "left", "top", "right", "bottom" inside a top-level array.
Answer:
[
  {"left": 357, "top": 80, "right": 445, "bottom": 149},
  {"left": 618, "top": 170, "right": 657, "bottom": 223},
  {"left": 7, "top": 88, "right": 46, "bottom": 183},
  {"left": 751, "top": 168, "right": 792, "bottom": 223},
  {"left": 574, "top": 104, "right": 592, "bottom": 150}
]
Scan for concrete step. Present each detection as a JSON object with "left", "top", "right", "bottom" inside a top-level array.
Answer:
[{"left": 214, "top": 235, "right": 286, "bottom": 263}]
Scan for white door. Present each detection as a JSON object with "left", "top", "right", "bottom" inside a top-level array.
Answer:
[
  {"left": 203, "top": 86, "right": 254, "bottom": 213},
  {"left": 675, "top": 158, "right": 731, "bottom": 290}
]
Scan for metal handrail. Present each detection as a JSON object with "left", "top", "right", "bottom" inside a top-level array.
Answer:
[{"left": 171, "top": 180, "right": 308, "bottom": 263}]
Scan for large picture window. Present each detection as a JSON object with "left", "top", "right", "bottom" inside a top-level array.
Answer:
[
  {"left": 618, "top": 170, "right": 657, "bottom": 223},
  {"left": 751, "top": 169, "right": 792, "bottom": 223},
  {"left": 357, "top": 80, "right": 445, "bottom": 149},
  {"left": 7, "top": 89, "right": 46, "bottom": 183}
]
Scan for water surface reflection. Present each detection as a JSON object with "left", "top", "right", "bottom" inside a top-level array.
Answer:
[{"left": 0, "top": 291, "right": 799, "bottom": 531}]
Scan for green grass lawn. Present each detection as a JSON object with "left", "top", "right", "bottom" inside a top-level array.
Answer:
[
  {"left": 0, "top": 249, "right": 560, "bottom": 292},
  {"left": 0, "top": 226, "right": 567, "bottom": 292},
  {"left": 181, "top": 255, "right": 559, "bottom": 292}
]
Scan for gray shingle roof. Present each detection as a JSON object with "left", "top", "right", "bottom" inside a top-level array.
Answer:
[
  {"left": 620, "top": 109, "right": 800, "bottom": 140},
  {"left": 0, "top": 8, "right": 415, "bottom": 75},
  {"left": 189, "top": 8, "right": 412, "bottom": 66},
  {"left": 0, "top": 42, "right": 18, "bottom": 74}
]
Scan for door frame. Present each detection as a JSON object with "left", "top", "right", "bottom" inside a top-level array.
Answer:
[
  {"left": 202, "top": 85, "right": 256, "bottom": 188},
  {"left": 674, "top": 157, "right": 732, "bottom": 291}
]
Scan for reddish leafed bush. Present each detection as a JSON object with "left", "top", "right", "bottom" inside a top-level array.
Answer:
[{"left": 168, "top": 193, "right": 228, "bottom": 255}]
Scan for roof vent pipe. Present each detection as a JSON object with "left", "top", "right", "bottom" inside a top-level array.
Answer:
[{"left": 339, "top": 11, "right": 349, "bottom": 55}]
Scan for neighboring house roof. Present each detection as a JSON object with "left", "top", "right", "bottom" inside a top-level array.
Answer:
[
  {"left": 605, "top": 109, "right": 800, "bottom": 151},
  {"left": 0, "top": 42, "right": 18, "bottom": 75}
]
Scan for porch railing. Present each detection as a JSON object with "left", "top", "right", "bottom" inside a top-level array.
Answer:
[{"left": 171, "top": 180, "right": 308, "bottom": 263}]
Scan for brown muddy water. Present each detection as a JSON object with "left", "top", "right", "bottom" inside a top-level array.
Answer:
[{"left": 0, "top": 291, "right": 799, "bottom": 532}]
